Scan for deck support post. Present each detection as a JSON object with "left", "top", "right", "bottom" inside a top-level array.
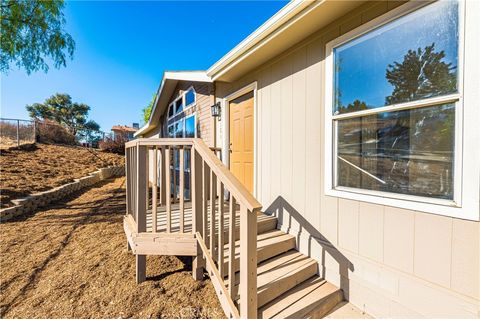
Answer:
[
  {"left": 192, "top": 146, "right": 205, "bottom": 280},
  {"left": 136, "top": 145, "right": 148, "bottom": 283},
  {"left": 136, "top": 254, "right": 146, "bottom": 284}
]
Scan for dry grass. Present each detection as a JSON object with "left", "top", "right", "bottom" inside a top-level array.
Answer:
[
  {"left": 0, "top": 177, "right": 224, "bottom": 318},
  {"left": 0, "top": 143, "right": 124, "bottom": 208}
]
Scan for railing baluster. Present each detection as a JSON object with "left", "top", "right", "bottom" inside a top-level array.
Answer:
[
  {"left": 180, "top": 147, "right": 185, "bottom": 233},
  {"left": 202, "top": 162, "right": 210, "bottom": 247},
  {"left": 228, "top": 195, "right": 236, "bottom": 298},
  {"left": 173, "top": 148, "right": 177, "bottom": 203},
  {"left": 146, "top": 147, "right": 149, "bottom": 215},
  {"left": 218, "top": 180, "right": 224, "bottom": 277},
  {"left": 165, "top": 146, "right": 171, "bottom": 233},
  {"left": 152, "top": 147, "right": 158, "bottom": 233},
  {"left": 160, "top": 146, "right": 166, "bottom": 207},
  {"left": 210, "top": 170, "right": 217, "bottom": 258}
]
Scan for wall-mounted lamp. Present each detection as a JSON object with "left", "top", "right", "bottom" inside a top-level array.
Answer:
[{"left": 211, "top": 102, "right": 221, "bottom": 118}]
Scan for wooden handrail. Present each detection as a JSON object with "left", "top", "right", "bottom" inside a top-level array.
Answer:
[
  {"left": 125, "top": 138, "right": 260, "bottom": 318},
  {"left": 192, "top": 138, "right": 262, "bottom": 213}
]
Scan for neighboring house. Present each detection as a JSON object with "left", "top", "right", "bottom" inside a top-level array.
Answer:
[
  {"left": 130, "top": 1, "right": 480, "bottom": 318},
  {"left": 111, "top": 123, "right": 139, "bottom": 141}
]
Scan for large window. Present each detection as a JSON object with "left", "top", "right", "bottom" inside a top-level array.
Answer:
[
  {"left": 166, "top": 87, "right": 197, "bottom": 138},
  {"left": 326, "top": 1, "right": 462, "bottom": 210}
]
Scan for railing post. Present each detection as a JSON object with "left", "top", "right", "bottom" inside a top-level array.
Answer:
[
  {"left": 192, "top": 145, "right": 205, "bottom": 280},
  {"left": 136, "top": 144, "right": 147, "bottom": 283},
  {"left": 240, "top": 206, "right": 257, "bottom": 319},
  {"left": 16, "top": 120, "right": 19, "bottom": 146}
]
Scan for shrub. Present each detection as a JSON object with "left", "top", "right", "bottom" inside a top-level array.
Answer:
[
  {"left": 98, "top": 136, "right": 126, "bottom": 155},
  {"left": 36, "top": 120, "right": 77, "bottom": 145}
]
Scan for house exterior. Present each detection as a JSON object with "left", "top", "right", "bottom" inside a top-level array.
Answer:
[
  {"left": 133, "top": 1, "right": 480, "bottom": 318},
  {"left": 111, "top": 123, "right": 139, "bottom": 141}
]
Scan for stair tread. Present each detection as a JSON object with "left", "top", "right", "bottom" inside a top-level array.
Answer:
[
  {"left": 223, "top": 230, "right": 296, "bottom": 262},
  {"left": 258, "top": 276, "right": 343, "bottom": 319},
  {"left": 229, "top": 250, "right": 319, "bottom": 308}
]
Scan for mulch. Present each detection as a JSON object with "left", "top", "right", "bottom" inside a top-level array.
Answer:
[{"left": 0, "top": 177, "right": 224, "bottom": 319}]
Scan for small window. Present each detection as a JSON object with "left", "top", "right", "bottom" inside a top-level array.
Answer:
[
  {"left": 168, "top": 104, "right": 174, "bottom": 118},
  {"left": 327, "top": 1, "right": 460, "bottom": 204},
  {"left": 185, "top": 88, "right": 195, "bottom": 107},
  {"left": 175, "top": 97, "right": 183, "bottom": 114}
]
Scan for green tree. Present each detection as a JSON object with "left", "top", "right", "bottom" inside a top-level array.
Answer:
[
  {"left": 337, "top": 99, "right": 368, "bottom": 114},
  {"left": 78, "top": 120, "right": 102, "bottom": 145},
  {"left": 26, "top": 93, "right": 96, "bottom": 136},
  {"left": 142, "top": 94, "right": 156, "bottom": 124},
  {"left": 385, "top": 43, "right": 456, "bottom": 105},
  {"left": 0, "top": 0, "right": 75, "bottom": 74}
]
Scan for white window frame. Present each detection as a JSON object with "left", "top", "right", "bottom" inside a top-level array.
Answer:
[{"left": 324, "top": 0, "right": 480, "bottom": 220}]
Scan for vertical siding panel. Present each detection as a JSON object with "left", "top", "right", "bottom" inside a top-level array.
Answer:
[
  {"left": 320, "top": 26, "right": 340, "bottom": 246},
  {"left": 305, "top": 39, "right": 323, "bottom": 233},
  {"left": 269, "top": 62, "right": 282, "bottom": 210},
  {"left": 256, "top": 79, "right": 262, "bottom": 203},
  {"left": 291, "top": 48, "right": 307, "bottom": 228},
  {"left": 280, "top": 58, "right": 293, "bottom": 205},
  {"left": 260, "top": 67, "right": 272, "bottom": 208}
]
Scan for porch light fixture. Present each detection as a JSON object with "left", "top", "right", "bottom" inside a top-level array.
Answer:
[{"left": 211, "top": 102, "right": 221, "bottom": 118}]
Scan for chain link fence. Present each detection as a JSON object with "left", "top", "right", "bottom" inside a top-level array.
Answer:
[{"left": 0, "top": 118, "right": 36, "bottom": 148}]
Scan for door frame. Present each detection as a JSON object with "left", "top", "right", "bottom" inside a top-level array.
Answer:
[{"left": 222, "top": 81, "right": 258, "bottom": 198}]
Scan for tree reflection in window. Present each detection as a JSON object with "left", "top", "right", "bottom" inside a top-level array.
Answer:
[{"left": 334, "top": 1, "right": 459, "bottom": 200}]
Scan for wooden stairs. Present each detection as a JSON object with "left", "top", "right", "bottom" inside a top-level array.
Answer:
[
  {"left": 225, "top": 213, "right": 343, "bottom": 319},
  {"left": 124, "top": 139, "right": 343, "bottom": 319}
]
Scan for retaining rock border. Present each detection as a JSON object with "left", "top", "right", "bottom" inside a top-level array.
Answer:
[{"left": 0, "top": 165, "right": 125, "bottom": 221}]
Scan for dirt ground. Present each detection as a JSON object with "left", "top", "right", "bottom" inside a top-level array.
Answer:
[
  {"left": 0, "top": 143, "right": 124, "bottom": 208},
  {"left": 0, "top": 177, "right": 224, "bottom": 319}
]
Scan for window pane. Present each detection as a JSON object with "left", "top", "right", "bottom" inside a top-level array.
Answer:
[
  {"left": 333, "top": 1, "right": 458, "bottom": 114},
  {"left": 175, "top": 98, "right": 183, "bottom": 113},
  {"left": 168, "top": 105, "right": 174, "bottom": 118},
  {"left": 185, "top": 89, "right": 195, "bottom": 107},
  {"left": 336, "top": 103, "right": 455, "bottom": 199},
  {"left": 185, "top": 115, "right": 195, "bottom": 137},
  {"left": 174, "top": 120, "right": 184, "bottom": 138},
  {"left": 168, "top": 125, "right": 174, "bottom": 138}
]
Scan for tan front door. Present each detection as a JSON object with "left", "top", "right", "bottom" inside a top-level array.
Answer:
[{"left": 229, "top": 91, "right": 254, "bottom": 194}]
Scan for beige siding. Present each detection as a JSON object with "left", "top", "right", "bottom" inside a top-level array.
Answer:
[{"left": 215, "top": 1, "right": 480, "bottom": 317}]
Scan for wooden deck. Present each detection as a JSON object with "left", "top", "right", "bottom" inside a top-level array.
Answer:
[{"left": 124, "top": 201, "right": 277, "bottom": 256}]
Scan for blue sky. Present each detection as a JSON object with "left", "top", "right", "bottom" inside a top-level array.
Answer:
[{"left": 1, "top": 1, "right": 287, "bottom": 132}]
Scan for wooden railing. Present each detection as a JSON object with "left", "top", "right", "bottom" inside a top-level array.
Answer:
[{"left": 125, "top": 138, "right": 262, "bottom": 319}]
